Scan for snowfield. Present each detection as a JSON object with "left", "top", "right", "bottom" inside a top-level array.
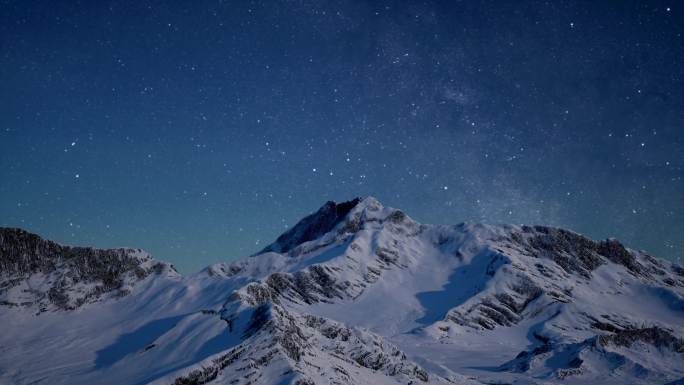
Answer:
[{"left": 1, "top": 197, "right": 683, "bottom": 384}]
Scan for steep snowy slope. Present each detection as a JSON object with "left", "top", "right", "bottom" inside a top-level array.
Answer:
[{"left": 1, "top": 197, "right": 683, "bottom": 385}]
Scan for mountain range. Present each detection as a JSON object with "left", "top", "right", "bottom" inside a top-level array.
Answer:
[{"left": 1, "top": 197, "right": 683, "bottom": 385}]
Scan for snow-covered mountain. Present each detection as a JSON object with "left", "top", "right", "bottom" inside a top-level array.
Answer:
[{"left": 1, "top": 197, "right": 683, "bottom": 385}]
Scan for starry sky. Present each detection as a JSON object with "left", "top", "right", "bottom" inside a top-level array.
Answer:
[{"left": 1, "top": 1, "right": 682, "bottom": 273}]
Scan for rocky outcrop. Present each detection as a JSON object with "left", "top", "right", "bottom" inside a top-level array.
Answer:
[
  {"left": 169, "top": 299, "right": 443, "bottom": 385},
  {"left": 0, "top": 227, "right": 175, "bottom": 311},
  {"left": 172, "top": 346, "right": 245, "bottom": 385},
  {"left": 597, "top": 326, "right": 684, "bottom": 352},
  {"left": 440, "top": 224, "right": 682, "bottom": 332},
  {"left": 259, "top": 198, "right": 362, "bottom": 254},
  {"left": 509, "top": 226, "right": 649, "bottom": 277},
  {"left": 447, "top": 270, "right": 544, "bottom": 330},
  {"left": 500, "top": 326, "right": 684, "bottom": 380}
]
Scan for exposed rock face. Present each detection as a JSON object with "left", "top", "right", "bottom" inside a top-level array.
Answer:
[
  {"left": 521, "top": 226, "right": 606, "bottom": 277},
  {"left": 436, "top": 224, "right": 684, "bottom": 332},
  {"left": 259, "top": 198, "right": 362, "bottom": 254},
  {"left": 508, "top": 225, "right": 648, "bottom": 278},
  {"left": 172, "top": 347, "right": 245, "bottom": 385},
  {"left": 0, "top": 227, "right": 175, "bottom": 311},
  {"left": 598, "top": 326, "right": 684, "bottom": 352},
  {"left": 448, "top": 272, "right": 544, "bottom": 330},
  {"left": 500, "top": 326, "right": 684, "bottom": 380}
]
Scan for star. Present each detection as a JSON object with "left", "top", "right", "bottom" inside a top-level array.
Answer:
[{"left": 1, "top": 0, "right": 681, "bottom": 273}]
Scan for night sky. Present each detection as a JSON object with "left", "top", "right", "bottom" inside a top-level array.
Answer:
[{"left": 1, "top": 1, "right": 682, "bottom": 273}]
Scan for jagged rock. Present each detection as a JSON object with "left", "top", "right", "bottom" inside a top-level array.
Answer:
[
  {"left": 598, "top": 326, "right": 684, "bottom": 352},
  {"left": 500, "top": 326, "right": 684, "bottom": 380},
  {"left": 523, "top": 227, "right": 604, "bottom": 277},
  {"left": 597, "top": 239, "right": 643, "bottom": 275},
  {"left": 259, "top": 198, "right": 362, "bottom": 254},
  {"left": 0, "top": 227, "right": 175, "bottom": 311}
]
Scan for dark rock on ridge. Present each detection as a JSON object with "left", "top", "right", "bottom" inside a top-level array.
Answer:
[
  {"left": 259, "top": 198, "right": 362, "bottom": 254},
  {"left": 501, "top": 326, "right": 684, "bottom": 379},
  {"left": 0, "top": 227, "right": 173, "bottom": 311}
]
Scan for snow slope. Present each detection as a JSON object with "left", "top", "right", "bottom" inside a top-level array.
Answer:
[{"left": 1, "top": 197, "right": 683, "bottom": 384}]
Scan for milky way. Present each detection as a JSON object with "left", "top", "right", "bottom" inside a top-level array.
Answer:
[{"left": 1, "top": 1, "right": 682, "bottom": 272}]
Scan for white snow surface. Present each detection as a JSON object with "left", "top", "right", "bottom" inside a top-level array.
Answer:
[{"left": 1, "top": 196, "right": 683, "bottom": 385}]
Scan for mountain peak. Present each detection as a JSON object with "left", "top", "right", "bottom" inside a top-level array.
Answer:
[{"left": 258, "top": 197, "right": 368, "bottom": 254}]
